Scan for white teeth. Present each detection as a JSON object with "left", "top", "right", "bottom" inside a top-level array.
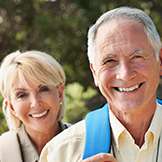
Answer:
[
  {"left": 118, "top": 84, "right": 139, "bottom": 92},
  {"left": 30, "top": 110, "right": 48, "bottom": 118}
]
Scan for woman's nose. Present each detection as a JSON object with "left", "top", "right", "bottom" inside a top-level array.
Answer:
[{"left": 30, "top": 94, "right": 41, "bottom": 109}]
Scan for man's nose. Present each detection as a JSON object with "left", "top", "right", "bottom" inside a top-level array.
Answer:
[{"left": 116, "top": 62, "right": 136, "bottom": 80}]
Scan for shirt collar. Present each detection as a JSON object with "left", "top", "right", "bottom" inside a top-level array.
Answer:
[
  {"left": 109, "top": 108, "right": 125, "bottom": 148},
  {"left": 109, "top": 102, "right": 162, "bottom": 148},
  {"left": 147, "top": 102, "right": 162, "bottom": 145},
  {"left": 17, "top": 125, "right": 39, "bottom": 162}
]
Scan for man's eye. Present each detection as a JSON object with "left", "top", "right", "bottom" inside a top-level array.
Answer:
[
  {"left": 132, "top": 55, "right": 144, "bottom": 61},
  {"left": 39, "top": 85, "right": 49, "bottom": 92},
  {"left": 102, "top": 59, "right": 118, "bottom": 67},
  {"left": 103, "top": 59, "right": 114, "bottom": 64},
  {"left": 134, "top": 55, "right": 142, "bottom": 58}
]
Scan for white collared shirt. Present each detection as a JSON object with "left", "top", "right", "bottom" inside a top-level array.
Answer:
[{"left": 109, "top": 103, "right": 162, "bottom": 162}]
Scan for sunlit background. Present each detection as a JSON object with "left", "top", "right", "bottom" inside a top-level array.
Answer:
[{"left": 0, "top": 0, "right": 162, "bottom": 134}]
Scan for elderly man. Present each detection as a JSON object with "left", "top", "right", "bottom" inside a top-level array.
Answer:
[{"left": 40, "top": 6, "right": 162, "bottom": 162}]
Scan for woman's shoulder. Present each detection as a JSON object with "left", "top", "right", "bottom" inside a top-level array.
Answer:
[
  {"left": 0, "top": 129, "right": 23, "bottom": 162},
  {"left": 0, "top": 130, "right": 18, "bottom": 151},
  {"left": 0, "top": 125, "right": 24, "bottom": 141},
  {"left": 0, "top": 130, "right": 17, "bottom": 141}
]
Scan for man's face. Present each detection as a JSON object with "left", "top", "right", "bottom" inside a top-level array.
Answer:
[{"left": 91, "top": 19, "right": 161, "bottom": 113}]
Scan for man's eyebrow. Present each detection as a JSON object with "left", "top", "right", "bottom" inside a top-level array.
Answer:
[
  {"left": 102, "top": 53, "right": 117, "bottom": 59},
  {"left": 131, "top": 49, "right": 144, "bottom": 55},
  {"left": 101, "top": 49, "right": 144, "bottom": 62}
]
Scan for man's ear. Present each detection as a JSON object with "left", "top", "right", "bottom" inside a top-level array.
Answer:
[
  {"left": 90, "top": 63, "right": 99, "bottom": 87},
  {"left": 160, "top": 48, "right": 162, "bottom": 76}
]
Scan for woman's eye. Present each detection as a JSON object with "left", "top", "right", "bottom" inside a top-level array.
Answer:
[
  {"left": 39, "top": 85, "right": 49, "bottom": 92},
  {"left": 16, "top": 92, "right": 27, "bottom": 99}
]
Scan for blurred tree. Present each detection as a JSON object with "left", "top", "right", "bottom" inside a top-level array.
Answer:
[
  {"left": 0, "top": 95, "right": 8, "bottom": 134},
  {"left": 0, "top": 0, "right": 93, "bottom": 86},
  {"left": 64, "top": 82, "right": 97, "bottom": 123}
]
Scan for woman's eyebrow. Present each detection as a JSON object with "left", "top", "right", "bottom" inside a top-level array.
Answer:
[{"left": 14, "top": 88, "right": 27, "bottom": 92}]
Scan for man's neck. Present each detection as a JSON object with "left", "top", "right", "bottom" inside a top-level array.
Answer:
[{"left": 110, "top": 104, "right": 156, "bottom": 147}]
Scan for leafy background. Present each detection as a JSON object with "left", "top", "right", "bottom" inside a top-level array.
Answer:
[{"left": 0, "top": 0, "right": 162, "bottom": 134}]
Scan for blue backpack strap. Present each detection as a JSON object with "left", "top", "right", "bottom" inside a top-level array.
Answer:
[
  {"left": 83, "top": 98, "right": 162, "bottom": 160},
  {"left": 82, "top": 104, "right": 111, "bottom": 159},
  {"left": 157, "top": 98, "right": 162, "bottom": 105}
]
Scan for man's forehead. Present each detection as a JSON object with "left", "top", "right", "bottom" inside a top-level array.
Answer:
[
  {"left": 95, "top": 18, "right": 145, "bottom": 40},
  {"left": 95, "top": 19, "right": 148, "bottom": 51}
]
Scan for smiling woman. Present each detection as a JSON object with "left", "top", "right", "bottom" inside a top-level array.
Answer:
[{"left": 0, "top": 50, "right": 70, "bottom": 162}]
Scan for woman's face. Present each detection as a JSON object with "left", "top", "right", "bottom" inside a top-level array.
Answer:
[{"left": 8, "top": 77, "right": 64, "bottom": 134}]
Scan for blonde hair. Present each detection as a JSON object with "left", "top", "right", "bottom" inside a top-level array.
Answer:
[{"left": 0, "top": 50, "right": 66, "bottom": 130}]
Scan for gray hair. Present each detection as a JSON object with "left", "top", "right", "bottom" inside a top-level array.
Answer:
[
  {"left": 0, "top": 50, "right": 66, "bottom": 130},
  {"left": 87, "top": 6, "right": 161, "bottom": 63}
]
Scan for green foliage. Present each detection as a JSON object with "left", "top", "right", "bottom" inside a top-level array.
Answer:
[
  {"left": 0, "top": 96, "right": 8, "bottom": 134},
  {"left": 64, "top": 82, "right": 97, "bottom": 123},
  {"left": 0, "top": 116, "right": 8, "bottom": 135}
]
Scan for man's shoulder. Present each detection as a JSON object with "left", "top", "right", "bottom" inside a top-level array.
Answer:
[
  {"left": 39, "top": 120, "right": 85, "bottom": 162},
  {"left": 49, "top": 120, "right": 85, "bottom": 146},
  {"left": 156, "top": 102, "right": 162, "bottom": 115}
]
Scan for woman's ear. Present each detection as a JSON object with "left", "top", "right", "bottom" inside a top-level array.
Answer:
[
  {"left": 4, "top": 99, "right": 17, "bottom": 117},
  {"left": 57, "top": 84, "right": 64, "bottom": 101}
]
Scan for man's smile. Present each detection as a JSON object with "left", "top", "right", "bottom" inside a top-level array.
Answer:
[{"left": 114, "top": 82, "right": 144, "bottom": 92}]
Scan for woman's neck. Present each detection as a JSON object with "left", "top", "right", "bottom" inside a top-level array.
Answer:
[{"left": 25, "top": 122, "right": 61, "bottom": 154}]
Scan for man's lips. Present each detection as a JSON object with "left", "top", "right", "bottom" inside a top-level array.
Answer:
[{"left": 114, "top": 82, "right": 144, "bottom": 92}]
